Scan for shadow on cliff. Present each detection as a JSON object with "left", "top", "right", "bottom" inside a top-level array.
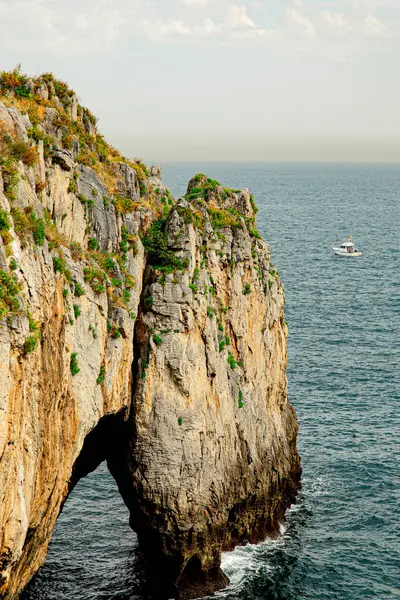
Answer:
[
  {"left": 62, "top": 409, "right": 187, "bottom": 600},
  {"left": 21, "top": 386, "right": 302, "bottom": 600},
  {"left": 68, "top": 410, "right": 128, "bottom": 494}
]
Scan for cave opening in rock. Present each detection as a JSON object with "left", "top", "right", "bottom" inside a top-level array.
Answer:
[
  {"left": 21, "top": 412, "right": 146, "bottom": 600},
  {"left": 69, "top": 411, "right": 127, "bottom": 492}
]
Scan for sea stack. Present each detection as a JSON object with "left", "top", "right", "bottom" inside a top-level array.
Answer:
[{"left": 0, "top": 70, "right": 301, "bottom": 599}]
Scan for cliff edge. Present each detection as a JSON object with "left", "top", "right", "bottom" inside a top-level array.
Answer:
[{"left": 0, "top": 67, "right": 301, "bottom": 599}]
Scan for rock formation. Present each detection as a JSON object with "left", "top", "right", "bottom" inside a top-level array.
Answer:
[{"left": 0, "top": 67, "right": 301, "bottom": 600}]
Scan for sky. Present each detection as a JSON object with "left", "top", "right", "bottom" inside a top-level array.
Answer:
[{"left": 0, "top": 0, "right": 399, "bottom": 163}]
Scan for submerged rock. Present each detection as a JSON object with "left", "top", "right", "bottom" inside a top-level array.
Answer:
[{"left": 0, "top": 70, "right": 301, "bottom": 600}]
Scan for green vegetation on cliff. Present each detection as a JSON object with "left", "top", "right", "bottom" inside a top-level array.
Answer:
[
  {"left": 183, "top": 173, "right": 261, "bottom": 239},
  {"left": 0, "top": 66, "right": 153, "bottom": 203},
  {"left": 0, "top": 67, "right": 266, "bottom": 339},
  {"left": 0, "top": 270, "right": 21, "bottom": 319}
]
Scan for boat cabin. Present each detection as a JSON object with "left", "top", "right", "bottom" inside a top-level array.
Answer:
[{"left": 340, "top": 241, "right": 355, "bottom": 252}]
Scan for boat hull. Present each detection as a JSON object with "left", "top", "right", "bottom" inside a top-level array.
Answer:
[{"left": 333, "top": 250, "right": 362, "bottom": 257}]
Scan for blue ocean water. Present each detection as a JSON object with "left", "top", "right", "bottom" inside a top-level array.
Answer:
[{"left": 24, "top": 163, "right": 400, "bottom": 600}]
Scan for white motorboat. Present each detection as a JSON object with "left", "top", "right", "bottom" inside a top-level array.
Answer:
[{"left": 332, "top": 238, "right": 362, "bottom": 257}]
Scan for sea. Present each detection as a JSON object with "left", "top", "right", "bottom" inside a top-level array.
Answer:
[{"left": 23, "top": 163, "right": 400, "bottom": 600}]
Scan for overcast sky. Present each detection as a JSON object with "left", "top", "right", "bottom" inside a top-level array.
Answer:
[{"left": 0, "top": 0, "right": 399, "bottom": 162}]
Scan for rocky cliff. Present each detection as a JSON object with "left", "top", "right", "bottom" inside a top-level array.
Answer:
[{"left": 0, "top": 68, "right": 301, "bottom": 600}]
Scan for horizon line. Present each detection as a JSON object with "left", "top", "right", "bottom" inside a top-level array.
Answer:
[{"left": 149, "top": 159, "right": 400, "bottom": 166}]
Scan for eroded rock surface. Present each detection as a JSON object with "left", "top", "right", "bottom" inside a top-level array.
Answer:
[
  {"left": 0, "top": 71, "right": 300, "bottom": 600},
  {"left": 110, "top": 179, "right": 301, "bottom": 598}
]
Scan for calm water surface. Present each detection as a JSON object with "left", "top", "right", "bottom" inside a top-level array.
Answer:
[{"left": 24, "top": 163, "right": 400, "bottom": 600}]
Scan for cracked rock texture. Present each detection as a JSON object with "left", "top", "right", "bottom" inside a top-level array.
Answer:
[
  {"left": 0, "top": 76, "right": 300, "bottom": 600},
  {"left": 110, "top": 186, "right": 301, "bottom": 599},
  {"left": 0, "top": 94, "right": 153, "bottom": 598}
]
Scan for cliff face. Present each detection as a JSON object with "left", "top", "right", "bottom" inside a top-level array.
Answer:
[
  {"left": 109, "top": 178, "right": 300, "bottom": 598},
  {"left": 0, "top": 69, "right": 300, "bottom": 600}
]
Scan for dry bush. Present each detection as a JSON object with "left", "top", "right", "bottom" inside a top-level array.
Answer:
[
  {"left": 0, "top": 120, "right": 14, "bottom": 152},
  {"left": 21, "top": 145, "right": 38, "bottom": 167},
  {"left": 35, "top": 181, "right": 47, "bottom": 194},
  {"left": 70, "top": 241, "right": 84, "bottom": 260},
  {"left": 111, "top": 295, "right": 126, "bottom": 309},
  {"left": 0, "top": 95, "right": 47, "bottom": 126},
  {"left": 44, "top": 220, "right": 66, "bottom": 248}
]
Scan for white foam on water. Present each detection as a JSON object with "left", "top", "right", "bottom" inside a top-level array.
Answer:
[
  {"left": 214, "top": 484, "right": 324, "bottom": 600},
  {"left": 304, "top": 474, "right": 330, "bottom": 497},
  {"left": 279, "top": 522, "right": 287, "bottom": 535},
  {"left": 215, "top": 520, "right": 292, "bottom": 598}
]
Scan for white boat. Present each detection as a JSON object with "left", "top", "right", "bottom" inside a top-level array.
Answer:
[{"left": 332, "top": 238, "right": 362, "bottom": 257}]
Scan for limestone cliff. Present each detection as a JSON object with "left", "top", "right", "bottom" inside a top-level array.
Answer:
[{"left": 0, "top": 68, "right": 300, "bottom": 600}]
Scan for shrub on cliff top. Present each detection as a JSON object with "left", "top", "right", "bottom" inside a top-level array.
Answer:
[
  {"left": 0, "top": 66, "right": 28, "bottom": 95},
  {"left": 208, "top": 207, "right": 242, "bottom": 231},
  {"left": 129, "top": 163, "right": 148, "bottom": 197},
  {"left": 82, "top": 106, "right": 98, "bottom": 126},
  {"left": 185, "top": 175, "right": 221, "bottom": 202},
  {"left": 185, "top": 174, "right": 262, "bottom": 240},
  {"left": 40, "top": 72, "right": 75, "bottom": 100},
  {"left": 249, "top": 193, "right": 258, "bottom": 214}
]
